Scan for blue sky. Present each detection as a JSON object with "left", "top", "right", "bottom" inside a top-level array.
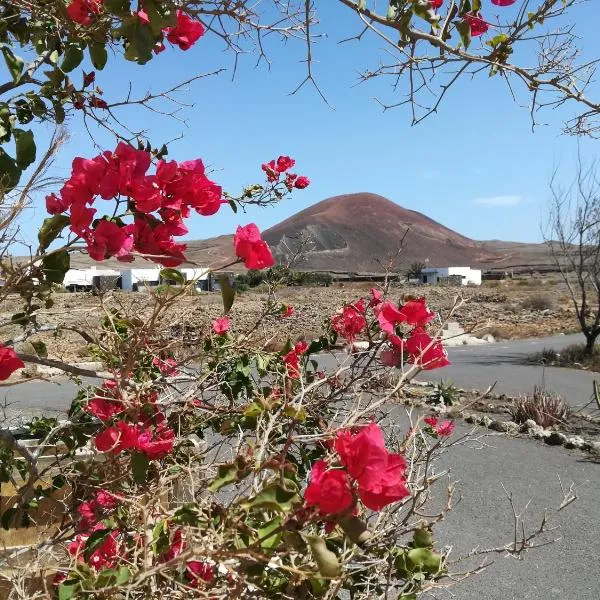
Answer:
[{"left": 17, "top": 1, "right": 600, "bottom": 248}]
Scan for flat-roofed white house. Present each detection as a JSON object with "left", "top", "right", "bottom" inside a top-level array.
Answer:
[
  {"left": 63, "top": 265, "right": 213, "bottom": 292},
  {"left": 420, "top": 266, "right": 482, "bottom": 286}
]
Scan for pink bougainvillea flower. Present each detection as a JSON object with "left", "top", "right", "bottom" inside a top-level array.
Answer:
[
  {"left": 94, "top": 490, "right": 120, "bottom": 509},
  {"left": 397, "top": 297, "right": 435, "bottom": 327},
  {"left": 335, "top": 423, "right": 389, "bottom": 482},
  {"left": 69, "top": 202, "right": 96, "bottom": 236},
  {"left": 294, "top": 175, "right": 310, "bottom": 189},
  {"left": 331, "top": 301, "right": 367, "bottom": 342},
  {"left": 45, "top": 193, "right": 70, "bottom": 215},
  {"left": 164, "top": 11, "right": 205, "bottom": 50},
  {"left": 294, "top": 341, "right": 309, "bottom": 355},
  {"left": 380, "top": 348, "right": 402, "bottom": 368},
  {"left": 187, "top": 561, "right": 215, "bottom": 587},
  {"left": 424, "top": 416, "right": 455, "bottom": 437},
  {"left": 276, "top": 155, "right": 295, "bottom": 173},
  {"left": 212, "top": 316, "right": 230, "bottom": 334},
  {"left": 334, "top": 422, "right": 409, "bottom": 510},
  {"left": 284, "top": 173, "right": 297, "bottom": 190},
  {"left": 405, "top": 329, "right": 450, "bottom": 370},
  {"left": 135, "top": 422, "right": 175, "bottom": 459},
  {"left": 429, "top": 0, "right": 443, "bottom": 7},
  {"left": 463, "top": 12, "right": 489, "bottom": 37},
  {"left": 304, "top": 460, "right": 354, "bottom": 515},
  {"left": 357, "top": 452, "right": 410, "bottom": 511},
  {"left": 233, "top": 223, "right": 275, "bottom": 270},
  {"left": 66, "top": 0, "right": 103, "bottom": 26},
  {"left": 376, "top": 300, "right": 405, "bottom": 335},
  {"left": 94, "top": 421, "right": 137, "bottom": 454},
  {"left": 282, "top": 304, "right": 294, "bottom": 317},
  {"left": 491, "top": 0, "right": 516, "bottom": 5},
  {"left": 262, "top": 160, "right": 279, "bottom": 182},
  {"left": 152, "top": 356, "right": 179, "bottom": 377},
  {"left": 159, "top": 528, "right": 184, "bottom": 563},
  {"left": 85, "top": 396, "right": 123, "bottom": 421},
  {"left": 0, "top": 345, "right": 24, "bottom": 380},
  {"left": 369, "top": 287, "right": 383, "bottom": 307},
  {"left": 69, "top": 526, "right": 119, "bottom": 570},
  {"left": 283, "top": 350, "right": 301, "bottom": 379},
  {"left": 85, "top": 220, "right": 134, "bottom": 262}
]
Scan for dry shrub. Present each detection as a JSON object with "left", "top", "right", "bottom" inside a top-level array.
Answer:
[
  {"left": 510, "top": 386, "right": 570, "bottom": 427},
  {"left": 521, "top": 294, "right": 554, "bottom": 311},
  {"left": 483, "top": 280, "right": 500, "bottom": 288}
]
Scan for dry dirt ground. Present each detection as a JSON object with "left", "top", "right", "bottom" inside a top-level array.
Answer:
[{"left": 0, "top": 277, "right": 581, "bottom": 365}]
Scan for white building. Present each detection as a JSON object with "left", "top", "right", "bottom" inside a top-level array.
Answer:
[
  {"left": 420, "top": 266, "right": 482, "bottom": 286},
  {"left": 63, "top": 266, "right": 120, "bottom": 291},
  {"left": 63, "top": 266, "right": 212, "bottom": 292}
]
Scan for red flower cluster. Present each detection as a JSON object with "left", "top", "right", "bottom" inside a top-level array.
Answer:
[
  {"left": 85, "top": 380, "right": 124, "bottom": 421},
  {"left": 77, "top": 489, "right": 120, "bottom": 531},
  {"left": 0, "top": 345, "right": 24, "bottom": 380},
  {"left": 69, "top": 525, "right": 120, "bottom": 570},
  {"left": 463, "top": 12, "right": 489, "bottom": 36},
  {"left": 261, "top": 155, "right": 310, "bottom": 190},
  {"left": 66, "top": 0, "right": 103, "bottom": 26},
  {"left": 212, "top": 316, "right": 231, "bottom": 334},
  {"left": 283, "top": 341, "right": 309, "bottom": 379},
  {"left": 164, "top": 11, "right": 205, "bottom": 50},
  {"left": 331, "top": 299, "right": 367, "bottom": 343},
  {"left": 152, "top": 356, "right": 179, "bottom": 377},
  {"left": 374, "top": 297, "right": 449, "bottom": 371},
  {"left": 305, "top": 423, "right": 409, "bottom": 514},
  {"left": 376, "top": 297, "right": 435, "bottom": 334},
  {"left": 429, "top": 0, "right": 444, "bottom": 8},
  {"left": 424, "top": 416, "right": 455, "bottom": 437},
  {"left": 46, "top": 143, "right": 224, "bottom": 266},
  {"left": 95, "top": 419, "right": 174, "bottom": 459},
  {"left": 158, "top": 528, "right": 214, "bottom": 586},
  {"left": 233, "top": 223, "right": 275, "bottom": 270}
]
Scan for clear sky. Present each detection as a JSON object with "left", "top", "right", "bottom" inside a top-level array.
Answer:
[{"left": 17, "top": 1, "right": 600, "bottom": 249}]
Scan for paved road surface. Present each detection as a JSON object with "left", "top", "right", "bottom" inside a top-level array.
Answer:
[
  {"left": 418, "top": 332, "right": 598, "bottom": 410},
  {"left": 1, "top": 334, "right": 599, "bottom": 597}
]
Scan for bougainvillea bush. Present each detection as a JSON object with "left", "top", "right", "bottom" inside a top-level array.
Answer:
[{"left": 0, "top": 0, "right": 583, "bottom": 598}]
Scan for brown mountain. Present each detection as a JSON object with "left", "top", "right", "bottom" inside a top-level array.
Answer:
[
  {"left": 261, "top": 193, "right": 501, "bottom": 272},
  {"left": 68, "top": 192, "right": 553, "bottom": 273}
]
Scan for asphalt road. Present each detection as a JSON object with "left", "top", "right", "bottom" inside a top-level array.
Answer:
[
  {"left": 1, "top": 334, "right": 599, "bottom": 597},
  {"left": 419, "top": 332, "right": 599, "bottom": 410}
]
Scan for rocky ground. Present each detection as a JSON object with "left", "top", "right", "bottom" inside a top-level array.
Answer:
[{"left": 0, "top": 277, "right": 581, "bottom": 366}]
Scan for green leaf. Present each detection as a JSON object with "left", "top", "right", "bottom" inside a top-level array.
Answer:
[
  {"left": 144, "top": 0, "right": 177, "bottom": 35},
  {"left": 14, "top": 129, "right": 35, "bottom": 169},
  {"left": 89, "top": 43, "right": 108, "bottom": 70},
  {"left": 244, "top": 402, "right": 264, "bottom": 417},
  {"left": 240, "top": 483, "right": 300, "bottom": 513},
  {"left": 208, "top": 463, "right": 239, "bottom": 492},
  {"left": 83, "top": 528, "right": 110, "bottom": 561},
  {"left": 456, "top": 19, "right": 472, "bottom": 50},
  {"left": 131, "top": 451, "right": 149, "bottom": 484},
  {"left": 104, "top": 0, "right": 131, "bottom": 16},
  {"left": 218, "top": 274, "right": 235, "bottom": 314},
  {"left": 0, "top": 149, "right": 21, "bottom": 192},
  {"left": 115, "top": 566, "right": 131, "bottom": 585},
  {"left": 407, "top": 547, "right": 443, "bottom": 573},
  {"left": 1, "top": 46, "right": 24, "bottom": 83},
  {"left": 61, "top": 44, "right": 84, "bottom": 72},
  {"left": 42, "top": 250, "right": 70, "bottom": 284},
  {"left": 31, "top": 340, "right": 48, "bottom": 357},
  {"left": 58, "top": 581, "right": 80, "bottom": 600},
  {"left": 159, "top": 268, "right": 185, "bottom": 285},
  {"left": 228, "top": 198, "right": 238, "bottom": 213},
  {"left": 258, "top": 515, "right": 283, "bottom": 549},
  {"left": 38, "top": 214, "right": 70, "bottom": 250}
]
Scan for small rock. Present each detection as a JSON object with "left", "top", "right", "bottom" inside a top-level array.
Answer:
[
  {"left": 504, "top": 421, "right": 520, "bottom": 434},
  {"left": 481, "top": 416, "right": 493, "bottom": 428},
  {"left": 588, "top": 441, "right": 600, "bottom": 455},
  {"left": 489, "top": 420, "right": 509, "bottom": 432},
  {"left": 464, "top": 414, "right": 476, "bottom": 424},
  {"left": 524, "top": 419, "right": 537, "bottom": 430},
  {"left": 545, "top": 431, "right": 567, "bottom": 446},
  {"left": 564, "top": 436, "right": 586, "bottom": 450},
  {"left": 482, "top": 334, "right": 495, "bottom": 343}
]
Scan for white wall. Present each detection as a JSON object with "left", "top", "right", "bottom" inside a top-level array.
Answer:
[{"left": 420, "top": 267, "right": 481, "bottom": 286}]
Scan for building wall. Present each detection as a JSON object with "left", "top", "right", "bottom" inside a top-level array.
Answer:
[{"left": 420, "top": 266, "right": 481, "bottom": 286}]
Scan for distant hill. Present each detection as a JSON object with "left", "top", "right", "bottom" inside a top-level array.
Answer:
[{"left": 67, "top": 192, "right": 555, "bottom": 273}]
